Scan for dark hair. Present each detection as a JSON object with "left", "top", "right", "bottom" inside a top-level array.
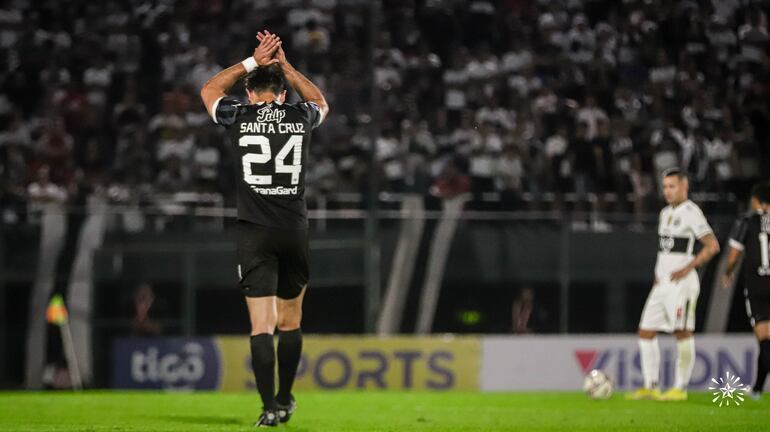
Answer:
[
  {"left": 751, "top": 182, "right": 770, "bottom": 204},
  {"left": 662, "top": 167, "right": 687, "bottom": 180},
  {"left": 244, "top": 64, "right": 285, "bottom": 95}
]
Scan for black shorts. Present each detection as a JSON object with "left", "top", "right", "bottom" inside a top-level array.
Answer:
[
  {"left": 237, "top": 220, "right": 309, "bottom": 299},
  {"left": 744, "top": 286, "right": 770, "bottom": 327}
]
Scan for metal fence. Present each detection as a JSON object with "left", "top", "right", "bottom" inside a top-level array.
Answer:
[{"left": 0, "top": 201, "right": 748, "bottom": 388}]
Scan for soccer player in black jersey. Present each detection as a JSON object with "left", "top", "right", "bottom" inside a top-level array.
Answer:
[
  {"left": 200, "top": 31, "right": 328, "bottom": 426},
  {"left": 724, "top": 182, "right": 770, "bottom": 399}
]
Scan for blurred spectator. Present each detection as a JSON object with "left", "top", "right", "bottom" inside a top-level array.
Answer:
[
  {"left": 0, "top": 112, "right": 32, "bottom": 149},
  {"left": 430, "top": 156, "right": 471, "bottom": 199},
  {"left": 495, "top": 146, "right": 525, "bottom": 206},
  {"left": 189, "top": 49, "right": 221, "bottom": 93},
  {"left": 192, "top": 132, "right": 222, "bottom": 188},
  {"left": 287, "top": 0, "right": 328, "bottom": 30},
  {"left": 576, "top": 95, "right": 608, "bottom": 140},
  {"left": 293, "top": 20, "right": 331, "bottom": 55},
  {"left": 738, "top": 9, "right": 769, "bottom": 64},
  {"left": 501, "top": 37, "right": 533, "bottom": 74},
  {"left": 27, "top": 165, "right": 68, "bottom": 207},
  {"left": 544, "top": 125, "right": 571, "bottom": 203},
  {"left": 156, "top": 156, "right": 190, "bottom": 194},
  {"left": 132, "top": 283, "right": 161, "bottom": 336},
  {"left": 476, "top": 95, "right": 515, "bottom": 131},
  {"left": 0, "top": 141, "right": 28, "bottom": 223},
  {"left": 83, "top": 55, "right": 113, "bottom": 109},
  {"left": 34, "top": 119, "right": 74, "bottom": 184},
  {"left": 511, "top": 287, "right": 535, "bottom": 334},
  {"left": 443, "top": 51, "right": 470, "bottom": 123},
  {"left": 150, "top": 94, "right": 192, "bottom": 164}
]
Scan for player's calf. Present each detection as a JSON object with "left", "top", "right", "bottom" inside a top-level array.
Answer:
[{"left": 753, "top": 338, "right": 770, "bottom": 394}]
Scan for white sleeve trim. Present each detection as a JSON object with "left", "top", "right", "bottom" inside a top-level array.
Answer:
[
  {"left": 690, "top": 205, "right": 713, "bottom": 239},
  {"left": 728, "top": 238, "right": 745, "bottom": 251},
  {"left": 211, "top": 96, "right": 225, "bottom": 124},
  {"left": 695, "top": 228, "right": 714, "bottom": 239},
  {"left": 306, "top": 101, "right": 326, "bottom": 125}
]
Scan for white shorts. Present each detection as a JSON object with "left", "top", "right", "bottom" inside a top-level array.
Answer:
[{"left": 639, "top": 273, "right": 699, "bottom": 333}]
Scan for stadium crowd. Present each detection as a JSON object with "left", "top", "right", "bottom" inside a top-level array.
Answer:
[{"left": 0, "top": 0, "right": 769, "bottom": 224}]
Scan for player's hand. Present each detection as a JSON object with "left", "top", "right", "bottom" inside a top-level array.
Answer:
[
  {"left": 670, "top": 267, "right": 691, "bottom": 282},
  {"left": 274, "top": 46, "right": 289, "bottom": 68},
  {"left": 253, "top": 31, "right": 281, "bottom": 66},
  {"left": 269, "top": 46, "right": 294, "bottom": 75}
]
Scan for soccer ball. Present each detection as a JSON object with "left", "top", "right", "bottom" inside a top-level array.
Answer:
[{"left": 583, "top": 369, "right": 613, "bottom": 400}]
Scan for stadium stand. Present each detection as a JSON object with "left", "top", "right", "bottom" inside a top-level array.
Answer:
[{"left": 0, "top": 0, "right": 768, "bottom": 225}]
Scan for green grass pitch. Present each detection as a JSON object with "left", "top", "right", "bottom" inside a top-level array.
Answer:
[{"left": 0, "top": 391, "right": 767, "bottom": 431}]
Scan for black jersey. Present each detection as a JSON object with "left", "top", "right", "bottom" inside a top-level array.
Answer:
[
  {"left": 729, "top": 211, "right": 770, "bottom": 289},
  {"left": 213, "top": 96, "right": 323, "bottom": 228}
]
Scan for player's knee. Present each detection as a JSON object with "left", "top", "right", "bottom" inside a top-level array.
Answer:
[
  {"left": 674, "top": 330, "right": 693, "bottom": 340},
  {"left": 638, "top": 329, "right": 656, "bottom": 339},
  {"left": 755, "top": 325, "right": 770, "bottom": 341},
  {"left": 250, "top": 324, "right": 275, "bottom": 336},
  {"left": 250, "top": 315, "right": 278, "bottom": 336},
  {"left": 277, "top": 310, "right": 302, "bottom": 331}
]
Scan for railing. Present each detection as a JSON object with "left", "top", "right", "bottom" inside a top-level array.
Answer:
[{"left": 0, "top": 203, "right": 745, "bottom": 388}]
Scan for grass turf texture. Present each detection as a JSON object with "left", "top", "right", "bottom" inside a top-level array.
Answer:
[{"left": 0, "top": 391, "right": 767, "bottom": 431}]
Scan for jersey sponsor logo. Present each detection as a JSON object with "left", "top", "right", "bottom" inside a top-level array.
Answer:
[
  {"left": 255, "top": 105, "right": 286, "bottom": 123},
  {"left": 660, "top": 236, "right": 675, "bottom": 252},
  {"left": 251, "top": 185, "right": 298, "bottom": 196},
  {"left": 658, "top": 235, "right": 689, "bottom": 254}
]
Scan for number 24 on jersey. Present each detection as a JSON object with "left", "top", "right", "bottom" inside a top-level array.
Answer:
[{"left": 239, "top": 134, "right": 303, "bottom": 186}]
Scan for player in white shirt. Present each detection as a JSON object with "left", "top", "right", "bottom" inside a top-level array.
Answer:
[{"left": 627, "top": 168, "right": 720, "bottom": 401}]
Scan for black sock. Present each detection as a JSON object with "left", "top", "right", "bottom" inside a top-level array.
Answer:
[
  {"left": 250, "top": 334, "right": 276, "bottom": 410},
  {"left": 276, "top": 328, "right": 303, "bottom": 404},
  {"left": 754, "top": 339, "right": 770, "bottom": 393}
]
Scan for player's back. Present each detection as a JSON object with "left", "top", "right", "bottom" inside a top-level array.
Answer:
[
  {"left": 214, "top": 97, "right": 323, "bottom": 228},
  {"left": 732, "top": 211, "right": 770, "bottom": 279}
]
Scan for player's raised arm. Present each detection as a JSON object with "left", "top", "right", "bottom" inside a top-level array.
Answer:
[
  {"left": 199, "top": 32, "right": 281, "bottom": 119},
  {"left": 260, "top": 36, "right": 328, "bottom": 124}
]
